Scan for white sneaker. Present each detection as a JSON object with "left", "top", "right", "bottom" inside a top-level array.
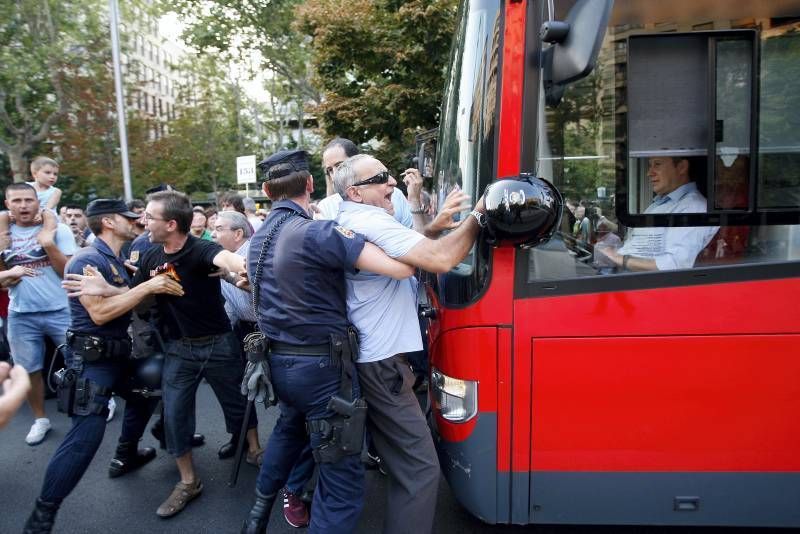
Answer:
[
  {"left": 26, "top": 418, "right": 52, "bottom": 446},
  {"left": 107, "top": 397, "right": 117, "bottom": 422}
]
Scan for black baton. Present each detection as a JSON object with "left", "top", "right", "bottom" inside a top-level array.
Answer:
[{"left": 228, "top": 398, "right": 254, "bottom": 487}]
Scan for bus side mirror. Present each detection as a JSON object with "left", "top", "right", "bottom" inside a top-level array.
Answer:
[
  {"left": 484, "top": 175, "right": 562, "bottom": 248},
  {"left": 541, "top": 0, "right": 613, "bottom": 106}
]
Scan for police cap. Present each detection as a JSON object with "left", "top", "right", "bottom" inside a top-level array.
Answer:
[
  {"left": 258, "top": 150, "right": 309, "bottom": 181},
  {"left": 85, "top": 199, "right": 140, "bottom": 219},
  {"left": 145, "top": 183, "right": 174, "bottom": 195}
]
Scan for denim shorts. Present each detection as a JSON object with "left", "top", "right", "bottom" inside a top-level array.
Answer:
[
  {"left": 162, "top": 331, "right": 253, "bottom": 456},
  {"left": 7, "top": 308, "right": 70, "bottom": 372}
]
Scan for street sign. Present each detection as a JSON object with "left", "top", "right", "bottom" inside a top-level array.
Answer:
[{"left": 236, "top": 155, "right": 257, "bottom": 185}]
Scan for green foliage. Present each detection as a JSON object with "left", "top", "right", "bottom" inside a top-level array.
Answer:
[
  {"left": 162, "top": 0, "right": 310, "bottom": 93},
  {"left": 161, "top": 0, "right": 458, "bottom": 174},
  {"left": 129, "top": 53, "right": 260, "bottom": 200},
  {"left": 297, "top": 0, "right": 458, "bottom": 171},
  {"left": 0, "top": 0, "right": 110, "bottom": 181},
  {"left": 161, "top": 0, "right": 318, "bottom": 147}
]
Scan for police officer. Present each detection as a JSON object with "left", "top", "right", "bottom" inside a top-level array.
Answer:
[
  {"left": 23, "top": 199, "right": 185, "bottom": 534},
  {"left": 241, "top": 150, "right": 414, "bottom": 534}
]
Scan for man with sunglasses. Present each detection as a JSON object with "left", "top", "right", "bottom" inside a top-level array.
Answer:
[
  {"left": 241, "top": 149, "right": 415, "bottom": 534},
  {"left": 332, "top": 154, "right": 486, "bottom": 534},
  {"left": 316, "top": 138, "right": 413, "bottom": 226}
]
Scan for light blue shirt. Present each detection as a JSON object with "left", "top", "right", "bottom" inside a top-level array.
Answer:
[
  {"left": 618, "top": 182, "right": 718, "bottom": 270},
  {"left": 26, "top": 181, "right": 58, "bottom": 211},
  {"left": 337, "top": 201, "right": 424, "bottom": 363},
  {"left": 4, "top": 223, "right": 76, "bottom": 313},
  {"left": 317, "top": 189, "right": 413, "bottom": 228},
  {"left": 222, "top": 240, "right": 257, "bottom": 323}
]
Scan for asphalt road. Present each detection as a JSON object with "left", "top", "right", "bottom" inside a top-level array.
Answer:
[{"left": 0, "top": 383, "right": 777, "bottom": 533}]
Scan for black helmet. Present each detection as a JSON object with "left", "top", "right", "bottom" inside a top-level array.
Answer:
[
  {"left": 484, "top": 174, "right": 562, "bottom": 247},
  {"left": 131, "top": 353, "right": 164, "bottom": 391}
]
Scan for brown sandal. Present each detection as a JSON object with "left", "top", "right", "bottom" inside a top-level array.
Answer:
[
  {"left": 246, "top": 448, "right": 264, "bottom": 468},
  {"left": 156, "top": 479, "right": 203, "bottom": 518}
]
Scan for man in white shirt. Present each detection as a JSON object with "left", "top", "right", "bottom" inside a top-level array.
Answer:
[
  {"left": 316, "top": 138, "right": 413, "bottom": 226},
  {"left": 1, "top": 183, "right": 76, "bottom": 446},
  {"left": 333, "top": 154, "right": 485, "bottom": 534},
  {"left": 601, "top": 156, "right": 718, "bottom": 271}
]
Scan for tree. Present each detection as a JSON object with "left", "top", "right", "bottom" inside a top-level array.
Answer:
[
  {"left": 296, "top": 0, "right": 458, "bottom": 169},
  {"left": 161, "top": 0, "right": 318, "bottom": 154},
  {"left": 0, "top": 0, "right": 109, "bottom": 182},
  {"left": 161, "top": 0, "right": 459, "bottom": 172},
  {"left": 128, "top": 53, "right": 260, "bottom": 199}
]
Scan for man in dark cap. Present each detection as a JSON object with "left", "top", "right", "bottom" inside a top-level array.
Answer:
[
  {"left": 240, "top": 149, "right": 414, "bottom": 534},
  {"left": 22, "top": 199, "right": 186, "bottom": 534}
]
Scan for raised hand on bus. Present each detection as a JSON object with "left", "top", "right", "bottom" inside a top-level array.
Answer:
[{"left": 424, "top": 188, "right": 471, "bottom": 239}]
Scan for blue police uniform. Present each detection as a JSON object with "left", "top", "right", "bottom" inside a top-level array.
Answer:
[
  {"left": 127, "top": 230, "right": 156, "bottom": 266},
  {"left": 247, "top": 198, "right": 367, "bottom": 534},
  {"left": 34, "top": 237, "right": 158, "bottom": 507}
]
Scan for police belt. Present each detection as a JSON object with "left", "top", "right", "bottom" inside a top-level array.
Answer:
[
  {"left": 66, "top": 331, "right": 132, "bottom": 362},
  {"left": 269, "top": 341, "right": 329, "bottom": 357}
]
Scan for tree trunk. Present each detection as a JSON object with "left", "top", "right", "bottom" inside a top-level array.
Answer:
[
  {"left": 8, "top": 147, "right": 29, "bottom": 183},
  {"left": 296, "top": 103, "right": 304, "bottom": 147}
]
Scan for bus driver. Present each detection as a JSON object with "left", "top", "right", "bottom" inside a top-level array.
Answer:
[{"left": 597, "top": 156, "right": 718, "bottom": 272}]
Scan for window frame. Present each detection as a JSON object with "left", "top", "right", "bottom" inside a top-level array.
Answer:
[{"left": 620, "top": 29, "right": 800, "bottom": 228}]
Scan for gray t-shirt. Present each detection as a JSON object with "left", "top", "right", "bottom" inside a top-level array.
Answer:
[
  {"left": 337, "top": 201, "right": 424, "bottom": 363},
  {"left": 3, "top": 223, "right": 76, "bottom": 313}
]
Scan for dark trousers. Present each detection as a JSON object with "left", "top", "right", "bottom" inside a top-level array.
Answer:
[
  {"left": 285, "top": 443, "right": 315, "bottom": 495},
  {"left": 255, "top": 353, "right": 364, "bottom": 534},
  {"left": 358, "top": 354, "right": 440, "bottom": 534},
  {"left": 407, "top": 315, "right": 431, "bottom": 378},
  {"left": 39, "top": 358, "right": 158, "bottom": 504},
  {"left": 162, "top": 331, "right": 255, "bottom": 457}
]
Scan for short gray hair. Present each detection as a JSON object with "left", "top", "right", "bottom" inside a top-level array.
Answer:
[
  {"left": 242, "top": 196, "right": 256, "bottom": 212},
  {"left": 333, "top": 154, "right": 372, "bottom": 198},
  {"left": 217, "top": 210, "right": 252, "bottom": 239}
]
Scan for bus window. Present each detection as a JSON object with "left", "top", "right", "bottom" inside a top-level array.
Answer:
[
  {"left": 432, "top": 0, "right": 501, "bottom": 305},
  {"left": 528, "top": 0, "right": 800, "bottom": 287},
  {"left": 759, "top": 20, "right": 800, "bottom": 209}
]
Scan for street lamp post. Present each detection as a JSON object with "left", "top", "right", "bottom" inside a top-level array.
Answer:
[{"left": 109, "top": 0, "right": 133, "bottom": 202}]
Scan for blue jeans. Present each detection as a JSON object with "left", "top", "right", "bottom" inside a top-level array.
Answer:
[
  {"left": 162, "top": 331, "right": 255, "bottom": 457},
  {"left": 7, "top": 308, "right": 70, "bottom": 372},
  {"left": 256, "top": 353, "right": 364, "bottom": 534},
  {"left": 286, "top": 443, "right": 315, "bottom": 495},
  {"left": 39, "top": 357, "right": 158, "bottom": 505}
]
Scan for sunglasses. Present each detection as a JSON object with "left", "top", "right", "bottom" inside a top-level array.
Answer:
[{"left": 352, "top": 171, "right": 392, "bottom": 187}]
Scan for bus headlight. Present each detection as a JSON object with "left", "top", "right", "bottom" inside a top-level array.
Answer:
[{"left": 431, "top": 368, "right": 478, "bottom": 423}]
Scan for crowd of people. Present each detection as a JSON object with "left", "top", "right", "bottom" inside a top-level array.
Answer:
[{"left": 1, "top": 138, "right": 484, "bottom": 534}]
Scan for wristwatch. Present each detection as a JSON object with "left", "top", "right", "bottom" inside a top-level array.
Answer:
[{"left": 470, "top": 210, "right": 487, "bottom": 228}]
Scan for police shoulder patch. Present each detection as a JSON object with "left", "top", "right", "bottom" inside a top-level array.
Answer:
[
  {"left": 129, "top": 250, "right": 140, "bottom": 263},
  {"left": 334, "top": 225, "right": 355, "bottom": 239}
]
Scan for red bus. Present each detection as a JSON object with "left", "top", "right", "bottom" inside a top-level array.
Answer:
[{"left": 421, "top": 0, "right": 800, "bottom": 527}]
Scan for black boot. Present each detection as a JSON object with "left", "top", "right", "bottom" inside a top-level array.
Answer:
[
  {"left": 241, "top": 489, "right": 276, "bottom": 534},
  {"left": 23, "top": 498, "right": 59, "bottom": 534},
  {"left": 218, "top": 434, "right": 246, "bottom": 459},
  {"left": 108, "top": 441, "right": 157, "bottom": 478}
]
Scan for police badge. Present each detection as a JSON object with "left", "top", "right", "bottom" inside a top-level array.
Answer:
[{"left": 334, "top": 225, "right": 355, "bottom": 239}]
